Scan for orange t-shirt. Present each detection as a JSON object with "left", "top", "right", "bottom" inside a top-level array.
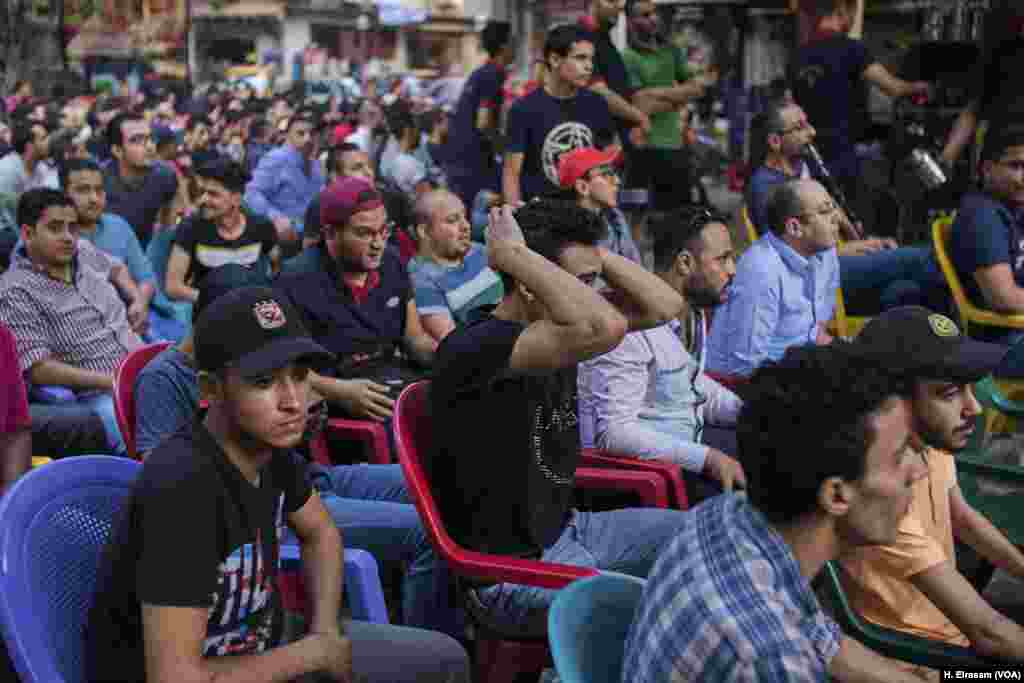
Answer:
[{"left": 840, "top": 447, "right": 970, "bottom": 646}]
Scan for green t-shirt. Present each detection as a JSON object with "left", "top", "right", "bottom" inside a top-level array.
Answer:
[{"left": 623, "top": 45, "right": 692, "bottom": 150}]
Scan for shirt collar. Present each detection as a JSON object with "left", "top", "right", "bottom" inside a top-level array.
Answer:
[{"left": 766, "top": 230, "right": 813, "bottom": 273}]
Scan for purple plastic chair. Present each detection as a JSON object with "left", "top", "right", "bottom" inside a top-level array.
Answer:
[{"left": 0, "top": 456, "right": 388, "bottom": 683}]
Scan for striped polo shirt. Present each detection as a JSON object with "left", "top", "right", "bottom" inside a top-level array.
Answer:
[{"left": 0, "top": 240, "right": 142, "bottom": 378}]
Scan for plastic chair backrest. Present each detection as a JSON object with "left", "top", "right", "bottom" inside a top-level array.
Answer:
[
  {"left": 113, "top": 341, "right": 173, "bottom": 459},
  {"left": 393, "top": 381, "right": 597, "bottom": 589},
  {"left": 0, "top": 455, "right": 141, "bottom": 683},
  {"left": 548, "top": 573, "right": 646, "bottom": 683},
  {"left": 740, "top": 205, "right": 759, "bottom": 245}
]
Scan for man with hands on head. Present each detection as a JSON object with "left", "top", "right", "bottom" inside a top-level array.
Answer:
[{"left": 431, "top": 199, "right": 690, "bottom": 628}]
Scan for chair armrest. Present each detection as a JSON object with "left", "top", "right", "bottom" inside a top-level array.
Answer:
[
  {"left": 820, "top": 562, "right": 1012, "bottom": 670},
  {"left": 279, "top": 545, "right": 389, "bottom": 624},
  {"left": 28, "top": 385, "right": 76, "bottom": 404},
  {"left": 575, "top": 467, "right": 669, "bottom": 509},
  {"left": 326, "top": 419, "right": 390, "bottom": 464},
  {"left": 445, "top": 547, "right": 599, "bottom": 589},
  {"left": 580, "top": 448, "right": 689, "bottom": 510}
]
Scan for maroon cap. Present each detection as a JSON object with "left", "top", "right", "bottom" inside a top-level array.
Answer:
[
  {"left": 320, "top": 176, "right": 384, "bottom": 228},
  {"left": 557, "top": 146, "right": 622, "bottom": 189}
]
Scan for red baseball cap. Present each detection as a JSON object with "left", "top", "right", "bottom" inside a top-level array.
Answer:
[
  {"left": 320, "top": 176, "right": 384, "bottom": 228},
  {"left": 557, "top": 146, "right": 621, "bottom": 189}
]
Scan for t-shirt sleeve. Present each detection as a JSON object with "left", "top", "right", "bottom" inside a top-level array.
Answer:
[
  {"left": 852, "top": 38, "right": 876, "bottom": 76},
  {"left": 479, "top": 67, "right": 503, "bottom": 111},
  {"left": 410, "top": 267, "right": 451, "bottom": 319},
  {"left": 435, "top": 317, "right": 525, "bottom": 393},
  {"left": 953, "top": 204, "right": 1011, "bottom": 273},
  {"left": 505, "top": 101, "right": 529, "bottom": 155},
  {"left": 135, "top": 459, "right": 220, "bottom": 607},
  {"left": 172, "top": 216, "right": 198, "bottom": 255},
  {"left": 0, "top": 324, "right": 29, "bottom": 432},
  {"left": 277, "top": 452, "right": 313, "bottom": 515},
  {"left": 674, "top": 47, "right": 693, "bottom": 83}
]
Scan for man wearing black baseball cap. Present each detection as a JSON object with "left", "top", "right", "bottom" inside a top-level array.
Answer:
[
  {"left": 87, "top": 285, "right": 470, "bottom": 683},
  {"left": 839, "top": 306, "right": 1024, "bottom": 667}
]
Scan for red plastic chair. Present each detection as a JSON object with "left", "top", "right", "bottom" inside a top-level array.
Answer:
[
  {"left": 113, "top": 342, "right": 173, "bottom": 460},
  {"left": 580, "top": 448, "right": 689, "bottom": 510},
  {"left": 324, "top": 418, "right": 391, "bottom": 465},
  {"left": 393, "top": 381, "right": 667, "bottom": 683}
]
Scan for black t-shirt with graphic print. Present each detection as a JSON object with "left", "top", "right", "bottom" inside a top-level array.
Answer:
[
  {"left": 429, "top": 308, "right": 580, "bottom": 558},
  {"left": 85, "top": 420, "right": 312, "bottom": 683},
  {"left": 505, "top": 88, "right": 615, "bottom": 201},
  {"left": 173, "top": 212, "right": 277, "bottom": 285}
]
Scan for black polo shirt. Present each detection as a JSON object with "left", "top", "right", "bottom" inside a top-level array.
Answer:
[
  {"left": 579, "top": 15, "right": 634, "bottom": 141},
  {"left": 275, "top": 246, "right": 412, "bottom": 380}
]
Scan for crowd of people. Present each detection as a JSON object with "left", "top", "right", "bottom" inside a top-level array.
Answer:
[{"left": 0, "top": 0, "right": 1023, "bottom": 680}]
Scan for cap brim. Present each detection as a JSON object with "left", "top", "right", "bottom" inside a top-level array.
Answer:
[
  {"left": 937, "top": 339, "right": 1010, "bottom": 382},
  {"left": 234, "top": 337, "right": 335, "bottom": 378}
]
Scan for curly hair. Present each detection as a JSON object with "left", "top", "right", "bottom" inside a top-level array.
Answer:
[
  {"left": 738, "top": 343, "right": 909, "bottom": 525},
  {"left": 498, "top": 198, "right": 607, "bottom": 292}
]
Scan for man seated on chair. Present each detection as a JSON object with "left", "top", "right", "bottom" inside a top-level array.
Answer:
[
  {"left": 705, "top": 178, "right": 840, "bottom": 378},
  {"left": 86, "top": 285, "right": 469, "bottom": 683},
  {"left": 61, "top": 157, "right": 185, "bottom": 343},
  {"left": 623, "top": 343, "right": 935, "bottom": 682},
  {"left": 134, "top": 263, "right": 464, "bottom": 639},
  {"left": 431, "top": 198, "right": 690, "bottom": 629},
  {"left": 0, "top": 188, "right": 143, "bottom": 456},
  {"left": 0, "top": 321, "right": 30, "bottom": 495},
  {"left": 559, "top": 146, "right": 644, "bottom": 266},
  {"left": 276, "top": 176, "right": 437, "bottom": 424},
  {"left": 839, "top": 306, "right": 1024, "bottom": 668},
  {"left": 950, "top": 125, "right": 1024, "bottom": 374},
  {"left": 165, "top": 157, "right": 279, "bottom": 306},
  {"left": 746, "top": 101, "right": 946, "bottom": 315},
  {"left": 408, "top": 188, "right": 503, "bottom": 343},
  {"left": 577, "top": 205, "right": 746, "bottom": 503}
]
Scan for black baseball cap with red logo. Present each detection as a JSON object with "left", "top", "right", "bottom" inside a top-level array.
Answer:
[{"left": 194, "top": 286, "right": 334, "bottom": 377}]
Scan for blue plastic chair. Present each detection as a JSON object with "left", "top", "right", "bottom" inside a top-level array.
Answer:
[
  {"left": 548, "top": 573, "right": 647, "bottom": 683},
  {"left": 0, "top": 456, "right": 388, "bottom": 683}
]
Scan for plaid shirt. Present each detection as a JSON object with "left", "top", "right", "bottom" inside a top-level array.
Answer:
[
  {"left": 622, "top": 494, "right": 842, "bottom": 683},
  {"left": 0, "top": 241, "right": 142, "bottom": 379}
]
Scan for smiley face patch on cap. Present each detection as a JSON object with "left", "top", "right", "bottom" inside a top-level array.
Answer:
[
  {"left": 927, "top": 313, "right": 959, "bottom": 338},
  {"left": 253, "top": 300, "right": 287, "bottom": 330}
]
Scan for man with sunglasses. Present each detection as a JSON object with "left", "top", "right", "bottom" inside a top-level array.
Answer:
[
  {"left": 276, "top": 176, "right": 436, "bottom": 424},
  {"left": 559, "top": 146, "right": 642, "bottom": 266},
  {"left": 706, "top": 178, "right": 841, "bottom": 378},
  {"left": 578, "top": 205, "right": 746, "bottom": 501},
  {"left": 949, "top": 126, "right": 1024, "bottom": 377}
]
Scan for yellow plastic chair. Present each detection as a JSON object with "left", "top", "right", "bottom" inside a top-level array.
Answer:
[
  {"left": 30, "top": 457, "right": 51, "bottom": 469},
  {"left": 740, "top": 205, "right": 759, "bottom": 246},
  {"left": 931, "top": 214, "right": 1024, "bottom": 335}
]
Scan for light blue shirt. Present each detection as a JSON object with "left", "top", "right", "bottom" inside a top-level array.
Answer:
[
  {"left": 79, "top": 213, "right": 156, "bottom": 285},
  {"left": 706, "top": 231, "right": 839, "bottom": 377},
  {"left": 244, "top": 145, "right": 324, "bottom": 231}
]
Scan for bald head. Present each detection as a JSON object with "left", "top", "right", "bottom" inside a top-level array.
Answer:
[{"left": 415, "top": 189, "right": 472, "bottom": 264}]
